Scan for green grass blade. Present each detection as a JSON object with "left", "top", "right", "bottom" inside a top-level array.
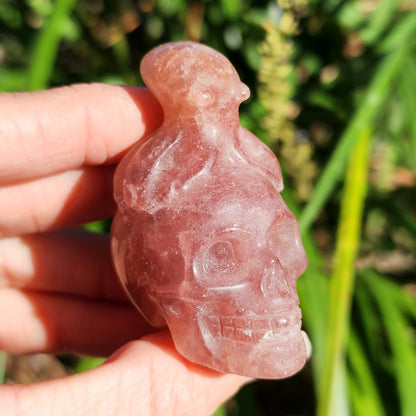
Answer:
[
  {"left": 297, "top": 258, "right": 329, "bottom": 383},
  {"left": 316, "top": 127, "right": 371, "bottom": 416},
  {"left": 378, "top": 11, "right": 416, "bottom": 52},
  {"left": 364, "top": 269, "right": 416, "bottom": 324},
  {"left": 361, "top": 0, "right": 400, "bottom": 44},
  {"left": 219, "top": 0, "right": 242, "bottom": 20},
  {"left": 399, "top": 57, "right": 416, "bottom": 168},
  {"left": 111, "top": 35, "right": 137, "bottom": 85},
  {"left": 347, "top": 328, "right": 386, "bottom": 416},
  {"left": 0, "top": 351, "right": 6, "bottom": 384},
  {"left": 75, "top": 356, "right": 105, "bottom": 373},
  {"left": 355, "top": 278, "right": 391, "bottom": 372},
  {"left": 83, "top": 219, "right": 111, "bottom": 233},
  {"left": 27, "top": 0, "right": 77, "bottom": 91},
  {"left": 234, "top": 384, "right": 258, "bottom": 416},
  {"left": 282, "top": 188, "right": 330, "bottom": 384},
  {"left": 212, "top": 405, "right": 227, "bottom": 416},
  {"left": 299, "top": 42, "right": 413, "bottom": 234},
  {"left": 366, "top": 273, "right": 416, "bottom": 416},
  {"left": 0, "top": 68, "right": 28, "bottom": 92},
  {"left": 384, "top": 310, "right": 416, "bottom": 416}
]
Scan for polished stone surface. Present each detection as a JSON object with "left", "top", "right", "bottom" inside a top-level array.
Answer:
[{"left": 111, "top": 42, "right": 308, "bottom": 378}]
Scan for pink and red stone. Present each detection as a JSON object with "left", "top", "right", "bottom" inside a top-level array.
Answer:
[{"left": 111, "top": 42, "right": 309, "bottom": 379}]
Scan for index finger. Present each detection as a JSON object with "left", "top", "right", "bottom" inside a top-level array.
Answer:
[{"left": 0, "top": 83, "right": 163, "bottom": 184}]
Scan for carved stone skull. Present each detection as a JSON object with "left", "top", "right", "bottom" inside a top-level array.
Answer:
[{"left": 111, "top": 42, "right": 308, "bottom": 378}]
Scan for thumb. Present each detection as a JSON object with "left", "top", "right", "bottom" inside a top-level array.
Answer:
[{"left": 0, "top": 331, "right": 250, "bottom": 416}]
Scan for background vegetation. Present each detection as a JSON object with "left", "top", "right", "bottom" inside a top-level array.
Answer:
[{"left": 1, "top": 0, "right": 416, "bottom": 415}]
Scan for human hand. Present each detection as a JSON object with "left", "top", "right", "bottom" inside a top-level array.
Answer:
[{"left": 0, "top": 84, "right": 249, "bottom": 415}]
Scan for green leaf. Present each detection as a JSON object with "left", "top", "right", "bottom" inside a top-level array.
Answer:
[
  {"left": 361, "top": 0, "right": 401, "bottom": 45},
  {"left": 337, "top": 1, "right": 365, "bottom": 29},
  {"left": 398, "top": 57, "right": 416, "bottom": 169},
  {"left": 280, "top": 189, "right": 330, "bottom": 387},
  {"left": 355, "top": 279, "right": 391, "bottom": 372},
  {"left": 347, "top": 328, "right": 386, "bottom": 416},
  {"left": 0, "top": 2, "right": 23, "bottom": 28},
  {"left": 157, "top": 0, "right": 186, "bottom": 16},
  {"left": 28, "top": 0, "right": 54, "bottom": 17},
  {"left": 75, "top": 356, "right": 105, "bottom": 373},
  {"left": 220, "top": 0, "right": 242, "bottom": 20},
  {"left": 83, "top": 219, "right": 111, "bottom": 233},
  {"left": 0, "top": 352, "right": 7, "bottom": 384},
  {"left": 378, "top": 10, "right": 416, "bottom": 52},
  {"left": 27, "top": 0, "right": 78, "bottom": 91},
  {"left": 296, "top": 243, "right": 329, "bottom": 383},
  {"left": 317, "top": 127, "right": 371, "bottom": 416},
  {"left": 212, "top": 405, "right": 227, "bottom": 416},
  {"left": 305, "top": 91, "right": 348, "bottom": 119},
  {"left": 366, "top": 273, "right": 416, "bottom": 416},
  {"left": 299, "top": 40, "right": 413, "bottom": 234},
  {"left": 0, "top": 68, "right": 28, "bottom": 92}
]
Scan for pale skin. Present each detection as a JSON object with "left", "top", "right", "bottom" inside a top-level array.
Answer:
[{"left": 0, "top": 83, "right": 249, "bottom": 415}]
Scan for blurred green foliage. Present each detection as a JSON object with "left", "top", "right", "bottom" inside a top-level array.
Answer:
[{"left": 1, "top": 1, "right": 416, "bottom": 415}]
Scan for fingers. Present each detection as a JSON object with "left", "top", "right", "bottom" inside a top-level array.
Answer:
[
  {"left": 0, "top": 166, "right": 116, "bottom": 237},
  {"left": 0, "top": 84, "right": 163, "bottom": 184},
  {"left": 0, "top": 288, "right": 154, "bottom": 356},
  {"left": 0, "top": 229, "right": 126, "bottom": 302},
  {"left": 0, "top": 332, "right": 249, "bottom": 416}
]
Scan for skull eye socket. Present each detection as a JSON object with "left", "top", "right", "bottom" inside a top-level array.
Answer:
[
  {"left": 193, "top": 232, "right": 252, "bottom": 288},
  {"left": 203, "top": 241, "right": 237, "bottom": 275}
]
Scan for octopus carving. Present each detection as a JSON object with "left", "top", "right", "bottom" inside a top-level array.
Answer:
[{"left": 111, "top": 41, "right": 309, "bottom": 379}]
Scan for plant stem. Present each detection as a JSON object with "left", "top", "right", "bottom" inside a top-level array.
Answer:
[
  {"left": 316, "top": 127, "right": 371, "bottom": 416},
  {"left": 27, "top": 0, "right": 77, "bottom": 91}
]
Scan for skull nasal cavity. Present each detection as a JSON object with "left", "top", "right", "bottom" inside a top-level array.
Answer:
[{"left": 260, "top": 259, "right": 291, "bottom": 298}]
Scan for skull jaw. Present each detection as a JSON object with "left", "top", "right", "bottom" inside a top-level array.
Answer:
[{"left": 164, "top": 305, "right": 308, "bottom": 379}]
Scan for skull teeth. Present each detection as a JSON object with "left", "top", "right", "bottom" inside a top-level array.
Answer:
[{"left": 207, "top": 314, "right": 301, "bottom": 343}]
